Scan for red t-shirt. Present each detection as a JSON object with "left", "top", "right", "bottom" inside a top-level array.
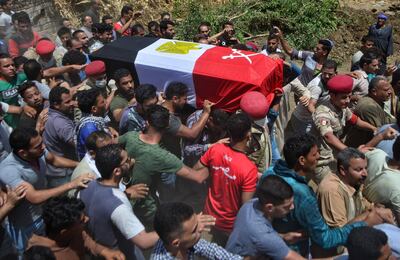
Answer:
[
  {"left": 113, "top": 21, "right": 131, "bottom": 37},
  {"left": 200, "top": 143, "right": 258, "bottom": 232}
]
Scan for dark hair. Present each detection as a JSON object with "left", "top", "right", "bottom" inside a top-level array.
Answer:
[
  {"left": 11, "top": 12, "right": 19, "bottom": 24},
  {"left": 198, "top": 22, "right": 211, "bottom": 33},
  {"left": 361, "top": 35, "right": 375, "bottom": 44},
  {"left": 57, "top": 27, "right": 71, "bottom": 38},
  {"left": 257, "top": 175, "right": 293, "bottom": 205},
  {"left": 154, "top": 202, "right": 195, "bottom": 245},
  {"left": 132, "top": 23, "right": 145, "bottom": 35},
  {"left": 72, "top": 29, "right": 85, "bottom": 39},
  {"left": 0, "top": 53, "right": 10, "bottom": 60},
  {"left": 146, "top": 105, "right": 170, "bottom": 132},
  {"left": 13, "top": 56, "right": 28, "bottom": 68},
  {"left": 393, "top": 136, "right": 400, "bottom": 162},
  {"left": 96, "top": 23, "right": 113, "bottom": 34},
  {"left": 0, "top": 0, "right": 11, "bottom": 7},
  {"left": 85, "top": 131, "right": 111, "bottom": 151},
  {"left": 113, "top": 68, "right": 132, "bottom": 86},
  {"left": 62, "top": 50, "right": 87, "bottom": 66},
  {"left": 160, "top": 12, "right": 170, "bottom": 19},
  {"left": 121, "top": 5, "right": 133, "bottom": 17},
  {"left": 165, "top": 82, "right": 188, "bottom": 100},
  {"left": 318, "top": 39, "right": 333, "bottom": 54},
  {"left": 322, "top": 59, "right": 338, "bottom": 71},
  {"left": 43, "top": 196, "right": 85, "bottom": 235},
  {"left": 23, "top": 59, "right": 42, "bottom": 80},
  {"left": 232, "top": 43, "right": 248, "bottom": 51},
  {"left": 222, "top": 20, "right": 234, "bottom": 29},
  {"left": 135, "top": 84, "right": 157, "bottom": 104},
  {"left": 9, "top": 127, "right": 39, "bottom": 152},
  {"left": 77, "top": 88, "right": 101, "bottom": 114},
  {"left": 102, "top": 15, "right": 113, "bottom": 23},
  {"left": 95, "top": 144, "right": 124, "bottom": 180},
  {"left": 18, "top": 81, "right": 38, "bottom": 97},
  {"left": 226, "top": 113, "right": 252, "bottom": 143},
  {"left": 347, "top": 226, "right": 388, "bottom": 260},
  {"left": 160, "top": 20, "right": 174, "bottom": 32},
  {"left": 359, "top": 52, "right": 379, "bottom": 68},
  {"left": 283, "top": 134, "right": 317, "bottom": 169},
  {"left": 193, "top": 34, "right": 208, "bottom": 43},
  {"left": 368, "top": 75, "right": 387, "bottom": 93},
  {"left": 148, "top": 21, "right": 159, "bottom": 32},
  {"left": 49, "top": 86, "right": 70, "bottom": 109},
  {"left": 210, "top": 109, "right": 229, "bottom": 128},
  {"left": 267, "top": 34, "right": 279, "bottom": 41},
  {"left": 24, "top": 246, "right": 56, "bottom": 260},
  {"left": 16, "top": 11, "right": 31, "bottom": 25},
  {"left": 337, "top": 148, "right": 365, "bottom": 171}
]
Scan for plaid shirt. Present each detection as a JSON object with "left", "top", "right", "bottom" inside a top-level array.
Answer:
[{"left": 150, "top": 239, "right": 243, "bottom": 260}]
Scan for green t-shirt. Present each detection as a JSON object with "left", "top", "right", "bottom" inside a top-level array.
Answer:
[
  {"left": 0, "top": 73, "right": 27, "bottom": 128},
  {"left": 109, "top": 92, "right": 128, "bottom": 129},
  {"left": 119, "top": 131, "right": 184, "bottom": 226}
]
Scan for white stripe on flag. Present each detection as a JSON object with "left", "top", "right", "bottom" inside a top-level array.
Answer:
[{"left": 134, "top": 39, "right": 215, "bottom": 106}]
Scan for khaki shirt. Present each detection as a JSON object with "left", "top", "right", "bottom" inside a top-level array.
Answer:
[
  {"left": 311, "top": 101, "right": 354, "bottom": 167},
  {"left": 248, "top": 123, "right": 271, "bottom": 173},
  {"left": 317, "top": 173, "right": 370, "bottom": 228}
]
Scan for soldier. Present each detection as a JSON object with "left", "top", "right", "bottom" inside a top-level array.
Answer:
[{"left": 310, "top": 75, "right": 376, "bottom": 185}]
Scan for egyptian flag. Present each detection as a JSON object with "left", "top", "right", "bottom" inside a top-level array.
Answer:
[{"left": 91, "top": 37, "right": 283, "bottom": 112}]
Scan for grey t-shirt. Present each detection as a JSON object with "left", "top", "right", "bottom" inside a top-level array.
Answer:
[
  {"left": 226, "top": 198, "right": 290, "bottom": 259},
  {"left": 0, "top": 152, "right": 47, "bottom": 228}
]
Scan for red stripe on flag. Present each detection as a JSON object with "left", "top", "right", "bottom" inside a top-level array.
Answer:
[{"left": 192, "top": 47, "right": 283, "bottom": 113}]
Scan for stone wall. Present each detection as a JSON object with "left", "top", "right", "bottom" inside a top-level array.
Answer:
[{"left": 14, "top": 0, "right": 61, "bottom": 39}]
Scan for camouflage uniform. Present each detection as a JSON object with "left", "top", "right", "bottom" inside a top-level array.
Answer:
[{"left": 311, "top": 101, "right": 357, "bottom": 184}]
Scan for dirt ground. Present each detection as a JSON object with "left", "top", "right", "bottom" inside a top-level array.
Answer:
[{"left": 331, "top": 0, "right": 400, "bottom": 72}]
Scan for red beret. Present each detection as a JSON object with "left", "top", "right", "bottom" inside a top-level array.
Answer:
[
  {"left": 85, "top": 60, "right": 106, "bottom": 77},
  {"left": 327, "top": 75, "right": 353, "bottom": 93},
  {"left": 240, "top": 91, "right": 269, "bottom": 119},
  {"left": 36, "top": 40, "right": 55, "bottom": 55}
]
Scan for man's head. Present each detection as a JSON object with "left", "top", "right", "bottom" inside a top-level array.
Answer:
[
  {"left": 15, "top": 11, "right": 32, "bottom": 35},
  {"left": 360, "top": 52, "right": 380, "bottom": 74},
  {"left": 102, "top": 15, "right": 113, "bottom": 26},
  {"left": 23, "top": 59, "right": 42, "bottom": 81},
  {"left": 347, "top": 226, "right": 394, "bottom": 260},
  {"left": 77, "top": 88, "right": 106, "bottom": 117},
  {"left": 62, "top": 18, "right": 73, "bottom": 29},
  {"left": 314, "top": 39, "right": 333, "bottom": 59},
  {"left": 360, "top": 35, "right": 375, "bottom": 50},
  {"left": 321, "top": 59, "right": 337, "bottom": 85},
  {"left": 82, "top": 15, "right": 93, "bottom": 28},
  {"left": 154, "top": 202, "right": 201, "bottom": 250},
  {"left": 135, "top": 84, "right": 158, "bottom": 114},
  {"left": 120, "top": 5, "right": 133, "bottom": 20},
  {"left": 73, "top": 30, "right": 89, "bottom": 47},
  {"left": 257, "top": 175, "right": 294, "bottom": 219},
  {"left": 90, "top": 0, "right": 101, "bottom": 10},
  {"left": 148, "top": 21, "right": 160, "bottom": 36},
  {"left": 165, "top": 82, "right": 188, "bottom": 111},
  {"left": 369, "top": 76, "right": 392, "bottom": 104},
  {"left": 160, "top": 12, "right": 171, "bottom": 21},
  {"left": 97, "top": 23, "right": 113, "bottom": 43},
  {"left": 57, "top": 27, "right": 72, "bottom": 47},
  {"left": 43, "top": 196, "right": 86, "bottom": 237},
  {"left": 0, "top": 0, "right": 13, "bottom": 12},
  {"left": 207, "top": 108, "right": 228, "bottom": 135},
  {"left": 13, "top": 56, "right": 28, "bottom": 73},
  {"left": 377, "top": 13, "right": 387, "bottom": 28},
  {"left": 226, "top": 112, "right": 252, "bottom": 145},
  {"left": 328, "top": 75, "right": 353, "bottom": 109},
  {"left": 85, "top": 130, "right": 112, "bottom": 158},
  {"left": 145, "top": 105, "right": 170, "bottom": 133},
  {"left": 193, "top": 34, "right": 209, "bottom": 44},
  {"left": 198, "top": 22, "right": 211, "bottom": 36},
  {"left": 222, "top": 21, "right": 235, "bottom": 37},
  {"left": 114, "top": 68, "right": 135, "bottom": 99},
  {"left": 284, "top": 134, "right": 319, "bottom": 172},
  {"left": 266, "top": 34, "right": 280, "bottom": 53},
  {"left": 95, "top": 144, "right": 133, "bottom": 181},
  {"left": 10, "top": 127, "right": 45, "bottom": 160},
  {"left": 49, "top": 86, "right": 75, "bottom": 116},
  {"left": 19, "top": 81, "right": 43, "bottom": 109},
  {"left": 131, "top": 23, "right": 145, "bottom": 37},
  {"left": 160, "top": 20, "right": 175, "bottom": 39},
  {"left": 337, "top": 148, "right": 367, "bottom": 189},
  {"left": 0, "top": 53, "right": 16, "bottom": 80}
]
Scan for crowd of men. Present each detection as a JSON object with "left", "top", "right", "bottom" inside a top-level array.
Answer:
[{"left": 0, "top": 0, "right": 400, "bottom": 259}]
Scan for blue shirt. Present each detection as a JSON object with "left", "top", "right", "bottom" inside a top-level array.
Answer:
[
  {"left": 226, "top": 198, "right": 290, "bottom": 259},
  {"left": 263, "top": 160, "right": 366, "bottom": 256},
  {"left": 376, "top": 123, "right": 398, "bottom": 159}
]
